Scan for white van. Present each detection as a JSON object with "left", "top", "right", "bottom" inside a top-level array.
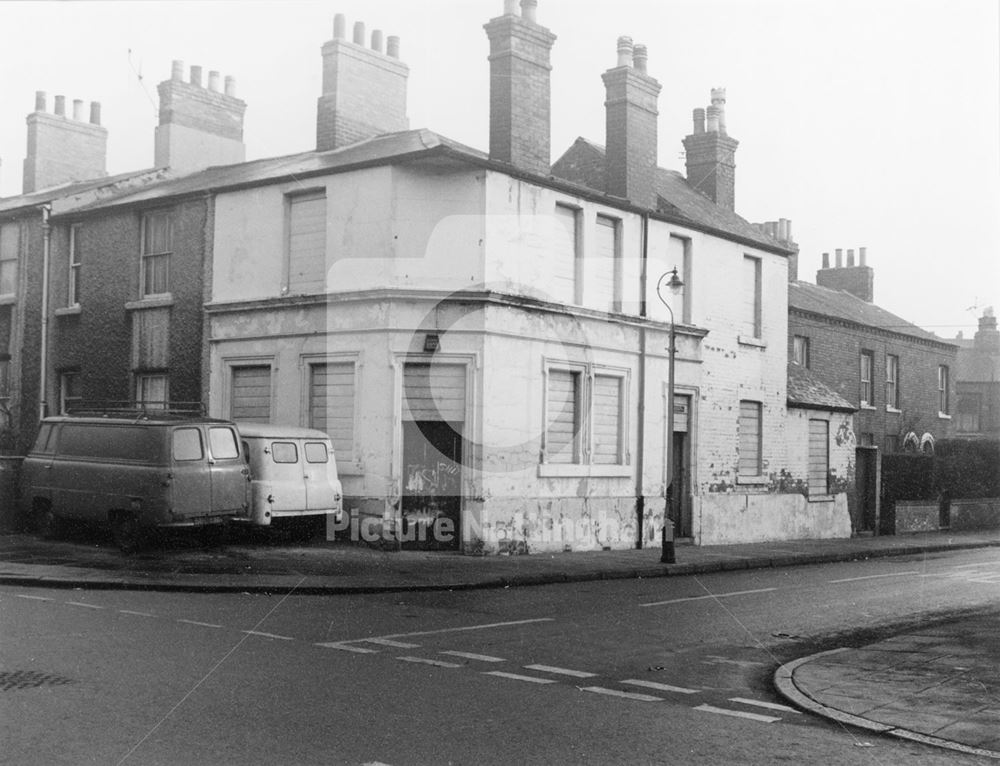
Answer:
[{"left": 237, "top": 423, "right": 343, "bottom": 530}]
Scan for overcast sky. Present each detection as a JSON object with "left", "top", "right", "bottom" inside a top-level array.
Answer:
[{"left": 1, "top": 0, "right": 997, "bottom": 337}]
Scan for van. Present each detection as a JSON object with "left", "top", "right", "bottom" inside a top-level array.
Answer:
[
  {"left": 20, "top": 412, "right": 250, "bottom": 552},
  {"left": 236, "top": 423, "right": 343, "bottom": 532}
]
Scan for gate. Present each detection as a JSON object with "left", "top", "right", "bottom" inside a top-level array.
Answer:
[{"left": 855, "top": 446, "right": 880, "bottom": 533}]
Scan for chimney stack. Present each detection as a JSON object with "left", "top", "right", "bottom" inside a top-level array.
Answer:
[
  {"left": 154, "top": 60, "right": 246, "bottom": 173},
  {"left": 973, "top": 307, "right": 1000, "bottom": 352},
  {"left": 682, "top": 88, "right": 739, "bottom": 211},
  {"left": 22, "top": 91, "right": 108, "bottom": 193},
  {"left": 317, "top": 14, "right": 409, "bottom": 151},
  {"left": 601, "top": 35, "right": 662, "bottom": 207},
  {"left": 754, "top": 218, "right": 798, "bottom": 281},
  {"left": 817, "top": 245, "right": 875, "bottom": 302},
  {"left": 484, "top": 0, "right": 557, "bottom": 175}
]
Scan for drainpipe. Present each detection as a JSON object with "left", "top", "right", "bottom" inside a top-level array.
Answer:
[
  {"left": 635, "top": 213, "right": 650, "bottom": 548},
  {"left": 39, "top": 205, "right": 51, "bottom": 420}
]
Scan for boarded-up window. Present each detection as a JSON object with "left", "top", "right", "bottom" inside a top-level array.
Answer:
[
  {"left": 742, "top": 255, "right": 761, "bottom": 338},
  {"left": 667, "top": 235, "right": 688, "bottom": 322},
  {"left": 403, "top": 363, "right": 466, "bottom": 423},
  {"left": 0, "top": 223, "right": 19, "bottom": 296},
  {"left": 546, "top": 369, "right": 581, "bottom": 464},
  {"left": 550, "top": 204, "right": 579, "bottom": 305},
  {"left": 287, "top": 192, "right": 327, "bottom": 294},
  {"left": 592, "top": 216, "right": 618, "bottom": 312},
  {"left": 132, "top": 307, "right": 170, "bottom": 369},
  {"left": 592, "top": 374, "right": 622, "bottom": 464},
  {"left": 309, "top": 362, "right": 355, "bottom": 457},
  {"left": 738, "top": 400, "right": 762, "bottom": 476},
  {"left": 231, "top": 365, "right": 271, "bottom": 423},
  {"left": 808, "top": 419, "right": 829, "bottom": 495}
]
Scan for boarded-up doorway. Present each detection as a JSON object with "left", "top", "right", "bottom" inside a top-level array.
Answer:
[{"left": 668, "top": 394, "right": 692, "bottom": 538}]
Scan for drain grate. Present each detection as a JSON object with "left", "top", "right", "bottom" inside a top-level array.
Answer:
[{"left": 0, "top": 670, "right": 76, "bottom": 691}]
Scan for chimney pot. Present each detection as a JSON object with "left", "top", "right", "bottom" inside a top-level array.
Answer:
[
  {"left": 616, "top": 35, "right": 634, "bottom": 67},
  {"left": 847, "top": 248, "right": 855, "bottom": 267},
  {"left": 224, "top": 76, "right": 237, "bottom": 97},
  {"left": 859, "top": 246, "right": 867, "bottom": 266},
  {"left": 386, "top": 35, "right": 400, "bottom": 58},
  {"left": 633, "top": 44, "right": 648, "bottom": 73},
  {"left": 353, "top": 21, "right": 366, "bottom": 45},
  {"left": 780, "top": 218, "right": 792, "bottom": 242},
  {"left": 692, "top": 107, "right": 705, "bottom": 134},
  {"left": 54, "top": 95, "right": 66, "bottom": 116},
  {"left": 503, "top": 0, "right": 518, "bottom": 14},
  {"left": 706, "top": 104, "right": 720, "bottom": 132},
  {"left": 171, "top": 59, "right": 185, "bottom": 81},
  {"left": 72, "top": 99, "right": 84, "bottom": 121},
  {"left": 520, "top": 0, "right": 538, "bottom": 22},
  {"left": 835, "top": 248, "right": 843, "bottom": 267},
  {"left": 208, "top": 70, "right": 221, "bottom": 92},
  {"left": 190, "top": 65, "right": 202, "bottom": 86},
  {"left": 34, "top": 91, "right": 47, "bottom": 112},
  {"left": 371, "top": 29, "right": 384, "bottom": 53},
  {"left": 89, "top": 101, "right": 101, "bottom": 125},
  {"left": 822, "top": 252, "right": 830, "bottom": 268},
  {"left": 334, "top": 13, "right": 347, "bottom": 39}
]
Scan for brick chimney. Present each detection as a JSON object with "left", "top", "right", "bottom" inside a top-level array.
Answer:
[
  {"left": 754, "top": 218, "right": 798, "bottom": 281},
  {"left": 154, "top": 61, "right": 246, "bottom": 173},
  {"left": 22, "top": 91, "right": 108, "bottom": 193},
  {"left": 817, "top": 246, "right": 875, "bottom": 302},
  {"left": 601, "top": 37, "right": 661, "bottom": 207},
  {"left": 682, "top": 88, "right": 739, "bottom": 211},
  {"left": 973, "top": 307, "right": 1000, "bottom": 352},
  {"left": 317, "top": 14, "right": 409, "bottom": 152},
  {"left": 484, "top": 0, "right": 557, "bottom": 175}
]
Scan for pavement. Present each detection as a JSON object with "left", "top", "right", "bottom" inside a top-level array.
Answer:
[{"left": 2, "top": 526, "right": 1000, "bottom": 759}]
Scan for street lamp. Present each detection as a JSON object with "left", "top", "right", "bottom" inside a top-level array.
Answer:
[{"left": 655, "top": 266, "right": 684, "bottom": 564}]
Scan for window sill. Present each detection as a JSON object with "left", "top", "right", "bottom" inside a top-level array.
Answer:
[
  {"left": 938, "top": 412, "right": 952, "bottom": 420},
  {"left": 737, "top": 335, "right": 766, "bottom": 349},
  {"left": 54, "top": 305, "right": 81, "bottom": 317},
  {"left": 125, "top": 295, "right": 174, "bottom": 311},
  {"left": 538, "top": 464, "right": 632, "bottom": 478},
  {"left": 807, "top": 493, "right": 836, "bottom": 503},
  {"left": 859, "top": 403, "right": 877, "bottom": 410},
  {"left": 736, "top": 474, "right": 768, "bottom": 485},
  {"left": 886, "top": 406, "right": 902, "bottom": 414}
]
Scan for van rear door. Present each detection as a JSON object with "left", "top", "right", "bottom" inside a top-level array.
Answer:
[
  {"left": 207, "top": 426, "right": 249, "bottom": 516},
  {"left": 303, "top": 440, "right": 337, "bottom": 511}
]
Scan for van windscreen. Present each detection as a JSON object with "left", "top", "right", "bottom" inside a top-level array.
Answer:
[
  {"left": 58, "top": 424, "right": 162, "bottom": 462},
  {"left": 304, "top": 442, "right": 329, "bottom": 463},
  {"left": 209, "top": 427, "right": 240, "bottom": 459}
]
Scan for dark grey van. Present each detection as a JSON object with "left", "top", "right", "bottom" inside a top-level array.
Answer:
[{"left": 20, "top": 414, "right": 250, "bottom": 552}]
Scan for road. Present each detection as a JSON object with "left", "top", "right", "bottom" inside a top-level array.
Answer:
[{"left": 2, "top": 547, "right": 999, "bottom": 765}]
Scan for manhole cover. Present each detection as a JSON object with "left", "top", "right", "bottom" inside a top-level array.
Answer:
[{"left": 0, "top": 670, "right": 76, "bottom": 691}]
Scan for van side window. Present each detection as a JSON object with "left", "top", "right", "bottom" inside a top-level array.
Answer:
[
  {"left": 304, "top": 442, "right": 329, "bottom": 463},
  {"left": 209, "top": 427, "right": 240, "bottom": 460},
  {"left": 173, "top": 428, "right": 204, "bottom": 461},
  {"left": 271, "top": 442, "right": 298, "bottom": 463}
]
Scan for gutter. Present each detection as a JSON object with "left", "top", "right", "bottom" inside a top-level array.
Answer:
[
  {"left": 635, "top": 213, "right": 649, "bottom": 549},
  {"left": 39, "top": 204, "right": 51, "bottom": 419}
]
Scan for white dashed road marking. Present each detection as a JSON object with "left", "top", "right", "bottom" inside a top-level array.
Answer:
[
  {"left": 729, "top": 697, "right": 801, "bottom": 714},
  {"left": 484, "top": 671, "right": 558, "bottom": 685},
  {"left": 621, "top": 679, "right": 699, "bottom": 694},
  {"left": 243, "top": 630, "right": 294, "bottom": 641},
  {"left": 524, "top": 664, "right": 597, "bottom": 678},
  {"left": 361, "top": 638, "right": 421, "bottom": 649},
  {"left": 440, "top": 651, "right": 506, "bottom": 663},
  {"left": 695, "top": 704, "right": 782, "bottom": 723},
  {"left": 16, "top": 594, "right": 52, "bottom": 601},
  {"left": 177, "top": 619, "right": 223, "bottom": 629},
  {"left": 828, "top": 571, "right": 919, "bottom": 583},
  {"left": 376, "top": 617, "right": 555, "bottom": 640},
  {"left": 581, "top": 687, "right": 663, "bottom": 702},
  {"left": 317, "top": 642, "right": 380, "bottom": 653},
  {"left": 640, "top": 588, "right": 777, "bottom": 607},
  {"left": 119, "top": 610, "right": 155, "bottom": 617},
  {"left": 396, "top": 656, "right": 464, "bottom": 669},
  {"left": 66, "top": 601, "right": 104, "bottom": 609}
]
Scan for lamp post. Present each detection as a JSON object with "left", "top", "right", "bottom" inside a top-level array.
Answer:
[{"left": 656, "top": 267, "right": 684, "bottom": 564}]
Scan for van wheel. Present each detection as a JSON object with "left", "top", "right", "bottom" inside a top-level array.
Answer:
[
  {"left": 110, "top": 513, "right": 144, "bottom": 554},
  {"left": 34, "top": 501, "right": 61, "bottom": 540}
]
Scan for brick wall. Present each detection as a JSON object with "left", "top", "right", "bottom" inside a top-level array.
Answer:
[
  {"left": 602, "top": 67, "right": 660, "bottom": 207},
  {"left": 23, "top": 112, "right": 107, "bottom": 193}
]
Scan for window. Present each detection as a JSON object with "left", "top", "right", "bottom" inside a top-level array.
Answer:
[
  {"left": 593, "top": 215, "right": 621, "bottom": 313},
  {"left": 886, "top": 354, "right": 900, "bottom": 409},
  {"left": 860, "top": 351, "right": 874, "bottom": 406},
  {"left": 738, "top": 400, "right": 763, "bottom": 476},
  {"left": 287, "top": 191, "right": 327, "bottom": 295},
  {"left": 141, "top": 210, "right": 172, "bottom": 297},
  {"left": 69, "top": 224, "right": 83, "bottom": 306},
  {"left": 542, "top": 364, "right": 627, "bottom": 468},
  {"left": 551, "top": 204, "right": 580, "bottom": 305},
  {"left": 808, "top": 419, "right": 829, "bottom": 496},
  {"left": 742, "top": 255, "right": 762, "bottom": 339},
  {"left": 792, "top": 336, "right": 810, "bottom": 367},
  {"left": 231, "top": 365, "right": 272, "bottom": 423},
  {"left": 309, "top": 362, "right": 355, "bottom": 458},
  {"left": 135, "top": 374, "right": 168, "bottom": 408},
  {"left": 59, "top": 371, "right": 81, "bottom": 414},
  {"left": 271, "top": 442, "right": 298, "bottom": 463},
  {"left": 957, "top": 393, "right": 982, "bottom": 433},
  {"left": 0, "top": 223, "right": 19, "bottom": 297},
  {"left": 304, "top": 442, "right": 329, "bottom": 463},
  {"left": 172, "top": 428, "right": 204, "bottom": 461},
  {"left": 938, "top": 365, "right": 949, "bottom": 414}
]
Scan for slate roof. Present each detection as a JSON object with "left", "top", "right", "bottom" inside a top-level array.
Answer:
[
  {"left": 550, "top": 137, "right": 790, "bottom": 254},
  {"left": 789, "top": 280, "right": 954, "bottom": 347},
  {"left": 0, "top": 168, "right": 165, "bottom": 215},
  {"left": 787, "top": 363, "right": 856, "bottom": 412}
]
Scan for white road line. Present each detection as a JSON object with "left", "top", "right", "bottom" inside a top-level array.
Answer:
[
  {"left": 640, "top": 588, "right": 777, "bottom": 607},
  {"left": 242, "top": 630, "right": 294, "bottom": 641},
  {"left": 729, "top": 697, "right": 801, "bottom": 714},
  {"left": 316, "top": 642, "right": 380, "bottom": 653},
  {"left": 581, "top": 687, "right": 663, "bottom": 702},
  {"left": 16, "top": 594, "right": 52, "bottom": 601},
  {"left": 484, "top": 671, "right": 558, "bottom": 685},
  {"left": 951, "top": 562, "right": 998, "bottom": 569},
  {"left": 396, "top": 656, "right": 464, "bottom": 668},
  {"left": 440, "top": 651, "right": 506, "bottom": 663},
  {"left": 66, "top": 601, "right": 104, "bottom": 609},
  {"left": 361, "top": 638, "right": 421, "bottom": 649},
  {"left": 379, "top": 618, "right": 555, "bottom": 640},
  {"left": 967, "top": 577, "right": 1000, "bottom": 584},
  {"left": 621, "top": 679, "right": 699, "bottom": 695},
  {"left": 119, "top": 610, "right": 155, "bottom": 617},
  {"left": 524, "top": 664, "right": 597, "bottom": 678},
  {"left": 828, "top": 571, "right": 920, "bottom": 583},
  {"left": 178, "top": 619, "right": 223, "bottom": 629},
  {"left": 695, "top": 704, "right": 781, "bottom": 723}
]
